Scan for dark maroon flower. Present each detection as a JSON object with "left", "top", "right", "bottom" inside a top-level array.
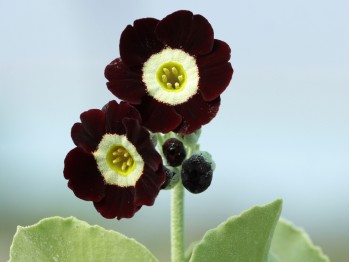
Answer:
[
  {"left": 105, "top": 10, "right": 233, "bottom": 134},
  {"left": 63, "top": 101, "right": 165, "bottom": 219}
]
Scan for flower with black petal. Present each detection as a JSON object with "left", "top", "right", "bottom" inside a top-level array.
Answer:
[
  {"left": 63, "top": 101, "right": 165, "bottom": 219},
  {"left": 105, "top": 10, "right": 233, "bottom": 134}
]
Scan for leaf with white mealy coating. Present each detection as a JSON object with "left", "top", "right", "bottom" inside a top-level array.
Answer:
[
  {"left": 9, "top": 216, "right": 158, "bottom": 262},
  {"left": 270, "top": 219, "right": 330, "bottom": 262},
  {"left": 189, "top": 199, "right": 282, "bottom": 262},
  {"left": 268, "top": 252, "right": 280, "bottom": 262}
]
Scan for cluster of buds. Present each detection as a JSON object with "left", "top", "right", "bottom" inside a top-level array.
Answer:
[{"left": 161, "top": 135, "right": 215, "bottom": 194}]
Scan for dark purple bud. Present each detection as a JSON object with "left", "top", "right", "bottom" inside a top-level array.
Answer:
[
  {"left": 161, "top": 166, "right": 180, "bottom": 190},
  {"left": 162, "top": 138, "right": 186, "bottom": 167},
  {"left": 181, "top": 151, "right": 214, "bottom": 194}
]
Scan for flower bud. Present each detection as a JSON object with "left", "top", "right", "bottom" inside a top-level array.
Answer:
[
  {"left": 162, "top": 138, "right": 186, "bottom": 167},
  {"left": 181, "top": 151, "right": 215, "bottom": 194},
  {"left": 161, "top": 166, "right": 180, "bottom": 190}
]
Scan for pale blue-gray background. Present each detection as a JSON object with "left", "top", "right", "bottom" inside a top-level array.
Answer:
[{"left": 0, "top": 0, "right": 348, "bottom": 261}]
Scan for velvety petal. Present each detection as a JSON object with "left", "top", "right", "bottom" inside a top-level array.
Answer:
[
  {"left": 174, "top": 94, "right": 221, "bottom": 134},
  {"left": 155, "top": 10, "right": 214, "bottom": 56},
  {"left": 197, "top": 40, "right": 234, "bottom": 101},
  {"left": 123, "top": 118, "right": 162, "bottom": 171},
  {"left": 119, "top": 18, "right": 164, "bottom": 66},
  {"left": 102, "top": 100, "right": 141, "bottom": 134},
  {"left": 105, "top": 58, "right": 146, "bottom": 104},
  {"left": 71, "top": 109, "right": 105, "bottom": 152},
  {"left": 197, "top": 39, "right": 231, "bottom": 67},
  {"left": 135, "top": 165, "right": 165, "bottom": 206},
  {"left": 135, "top": 96, "right": 182, "bottom": 133},
  {"left": 198, "top": 63, "right": 233, "bottom": 101},
  {"left": 94, "top": 185, "right": 136, "bottom": 219},
  {"left": 64, "top": 147, "right": 105, "bottom": 202}
]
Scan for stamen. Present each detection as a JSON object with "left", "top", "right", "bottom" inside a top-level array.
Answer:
[
  {"left": 127, "top": 158, "right": 133, "bottom": 166},
  {"left": 155, "top": 61, "right": 188, "bottom": 93},
  {"left": 172, "top": 67, "right": 178, "bottom": 75},
  {"left": 113, "top": 157, "right": 121, "bottom": 164},
  {"left": 163, "top": 68, "right": 170, "bottom": 75},
  {"left": 105, "top": 142, "right": 137, "bottom": 177}
]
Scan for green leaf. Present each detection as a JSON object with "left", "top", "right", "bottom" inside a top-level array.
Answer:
[
  {"left": 184, "top": 241, "right": 198, "bottom": 262},
  {"left": 268, "top": 252, "right": 280, "bottom": 262},
  {"left": 9, "top": 216, "right": 158, "bottom": 262},
  {"left": 270, "top": 219, "right": 330, "bottom": 262},
  {"left": 189, "top": 199, "right": 283, "bottom": 262}
]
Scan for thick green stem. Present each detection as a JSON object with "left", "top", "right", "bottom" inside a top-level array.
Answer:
[{"left": 171, "top": 182, "right": 185, "bottom": 262}]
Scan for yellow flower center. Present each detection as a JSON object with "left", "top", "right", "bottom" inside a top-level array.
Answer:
[
  {"left": 106, "top": 145, "right": 135, "bottom": 176},
  {"left": 156, "top": 62, "right": 187, "bottom": 92}
]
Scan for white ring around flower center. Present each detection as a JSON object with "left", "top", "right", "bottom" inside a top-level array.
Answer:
[
  {"left": 142, "top": 48, "right": 199, "bottom": 105},
  {"left": 93, "top": 134, "right": 144, "bottom": 187}
]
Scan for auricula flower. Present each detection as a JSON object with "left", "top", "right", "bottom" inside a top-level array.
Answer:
[
  {"left": 105, "top": 10, "right": 233, "bottom": 134},
  {"left": 63, "top": 101, "right": 165, "bottom": 219}
]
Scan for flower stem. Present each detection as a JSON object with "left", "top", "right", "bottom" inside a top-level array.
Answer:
[{"left": 171, "top": 181, "right": 185, "bottom": 262}]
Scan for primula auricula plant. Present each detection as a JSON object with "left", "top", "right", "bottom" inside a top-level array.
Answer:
[{"left": 9, "top": 10, "right": 329, "bottom": 262}]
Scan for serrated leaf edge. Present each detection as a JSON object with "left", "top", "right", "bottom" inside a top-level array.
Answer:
[
  {"left": 276, "top": 219, "right": 330, "bottom": 262},
  {"left": 10, "top": 216, "right": 158, "bottom": 262},
  {"left": 189, "top": 199, "right": 283, "bottom": 262}
]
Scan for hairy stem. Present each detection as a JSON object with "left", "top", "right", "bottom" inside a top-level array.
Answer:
[{"left": 171, "top": 182, "right": 185, "bottom": 262}]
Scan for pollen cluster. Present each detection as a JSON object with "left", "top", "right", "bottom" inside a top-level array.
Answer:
[
  {"left": 142, "top": 48, "right": 199, "bottom": 105},
  {"left": 107, "top": 145, "right": 135, "bottom": 176},
  {"left": 157, "top": 62, "right": 186, "bottom": 91}
]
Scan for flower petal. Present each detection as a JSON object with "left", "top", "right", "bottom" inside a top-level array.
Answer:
[
  {"left": 197, "top": 39, "right": 231, "bottom": 67},
  {"left": 155, "top": 10, "right": 214, "bottom": 56},
  {"left": 197, "top": 40, "right": 234, "bottom": 101},
  {"left": 199, "top": 63, "right": 233, "bottom": 101},
  {"left": 123, "top": 118, "right": 162, "bottom": 172},
  {"left": 64, "top": 147, "right": 105, "bottom": 202},
  {"left": 135, "top": 165, "right": 165, "bottom": 206},
  {"left": 105, "top": 58, "right": 146, "bottom": 104},
  {"left": 119, "top": 18, "right": 164, "bottom": 66},
  {"left": 135, "top": 96, "right": 182, "bottom": 133},
  {"left": 103, "top": 100, "right": 141, "bottom": 134},
  {"left": 174, "top": 94, "right": 221, "bottom": 134},
  {"left": 94, "top": 185, "right": 136, "bottom": 219},
  {"left": 71, "top": 109, "right": 105, "bottom": 152}
]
